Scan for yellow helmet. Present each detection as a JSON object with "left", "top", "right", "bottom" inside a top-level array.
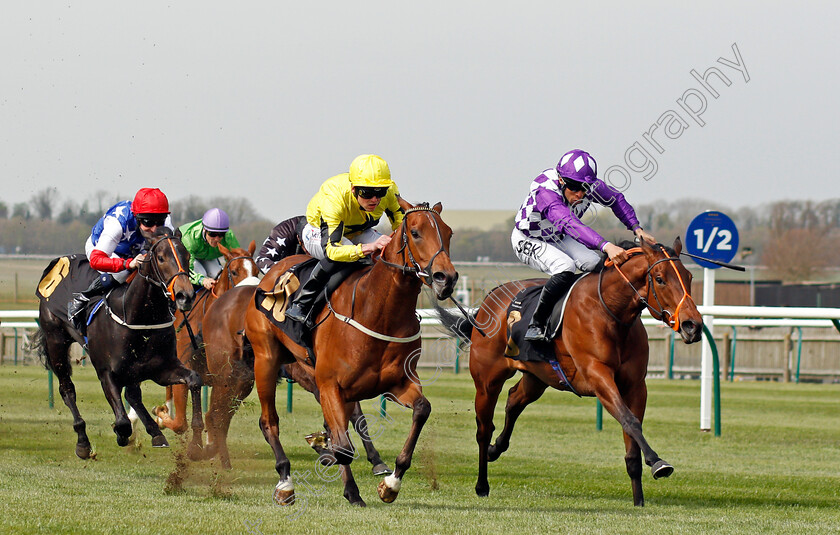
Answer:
[{"left": 348, "top": 154, "right": 393, "bottom": 187}]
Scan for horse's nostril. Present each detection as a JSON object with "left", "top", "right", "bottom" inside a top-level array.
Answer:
[{"left": 433, "top": 272, "right": 448, "bottom": 284}]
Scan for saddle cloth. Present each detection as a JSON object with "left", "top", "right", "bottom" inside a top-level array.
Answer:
[
  {"left": 253, "top": 258, "right": 365, "bottom": 348},
  {"left": 35, "top": 255, "right": 100, "bottom": 324}
]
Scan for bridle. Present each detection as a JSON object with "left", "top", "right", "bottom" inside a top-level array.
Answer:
[
  {"left": 139, "top": 235, "right": 191, "bottom": 302},
  {"left": 212, "top": 254, "right": 258, "bottom": 298},
  {"left": 377, "top": 204, "right": 448, "bottom": 286},
  {"left": 599, "top": 246, "right": 693, "bottom": 332}
]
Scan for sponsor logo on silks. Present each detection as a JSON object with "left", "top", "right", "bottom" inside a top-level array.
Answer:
[{"left": 516, "top": 240, "right": 543, "bottom": 258}]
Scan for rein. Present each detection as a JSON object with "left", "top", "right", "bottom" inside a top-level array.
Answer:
[{"left": 600, "top": 246, "right": 693, "bottom": 332}]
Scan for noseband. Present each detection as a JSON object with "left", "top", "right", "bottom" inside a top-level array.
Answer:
[
  {"left": 377, "top": 204, "right": 448, "bottom": 286},
  {"left": 600, "top": 246, "right": 693, "bottom": 331},
  {"left": 140, "top": 236, "right": 191, "bottom": 301}
]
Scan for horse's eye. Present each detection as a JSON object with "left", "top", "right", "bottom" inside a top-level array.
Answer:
[
  {"left": 655, "top": 275, "right": 665, "bottom": 285},
  {"left": 157, "top": 254, "right": 166, "bottom": 263},
  {"left": 410, "top": 229, "right": 420, "bottom": 239}
]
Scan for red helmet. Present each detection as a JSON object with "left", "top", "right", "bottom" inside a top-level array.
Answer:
[{"left": 131, "top": 188, "right": 170, "bottom": 215}]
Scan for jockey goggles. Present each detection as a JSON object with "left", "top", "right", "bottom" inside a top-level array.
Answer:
[
  {"left": 206, "top": 230, "right": 226, "bottom": 238},
  {"left": 561, "top": 177, "right": 587, "bottom": 192},
  {"left": 136, "top": 214, "right": 167, "bottom": 227},
  {"left": 356, "top": 186, "right": 389, "bottom": 199}
]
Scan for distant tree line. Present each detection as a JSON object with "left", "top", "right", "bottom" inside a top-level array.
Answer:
[
  {"left": 3, "top": 188, "right": 839, "bottom": 282},
  {"left": 0, "top": 188, "right": 273, "bottom": 255}
]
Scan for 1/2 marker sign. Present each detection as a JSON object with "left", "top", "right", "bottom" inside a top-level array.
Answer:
[{"left": 685, "top": 211, "right": 739, "bottom": 269}]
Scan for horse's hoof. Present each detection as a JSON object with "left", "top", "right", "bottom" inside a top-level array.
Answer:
[
  {"left": 186, "top": 443, "right": 204, "bottom": 460},
  {"left": 304, "top": 431, "right": 328, "bottom": 449},
  {"left": 152, "top": 435, "right": 170, "bottom": 448},
  {"left": 273, "top": 489, "right": 295, "bottom": 506},
  {"left": 652, "top": 460, "right": 674, "bottom": 479},
  {"left": 377, "top": 480, "right": 399, "bottom": 503},
  {"left": 475, "top": 482, "right": 490, "bottom": 497},
  {"left": 116, "top": 434, "right": 130, "bottom": 447},
  {"left": 76, "top": 444, "right": 92, "bottom": 459},
  {"left": 487, "top": 444, "right": 504, "bottom": 462},
  {"left": 349, "top": 498, "right": 367, "bottom": 507},
  {"left": 371, "top": 463, "right": 392, "bottom": 476}
]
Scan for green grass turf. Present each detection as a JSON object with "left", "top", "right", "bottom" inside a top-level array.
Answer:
[{"left": 0, "top": 364, "right": 838, "bottom": 534}]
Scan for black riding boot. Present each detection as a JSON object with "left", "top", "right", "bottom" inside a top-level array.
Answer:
[
  {"left": 285, "top": 263, "right": 333, "bottom": 327},
  {"left": 68, "top": 273, "right": 117, "bottom": 335},
  {"left": 524, "top": 271, "right": 577, "bottom": 343}
]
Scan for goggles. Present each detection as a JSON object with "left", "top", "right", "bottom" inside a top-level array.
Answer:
[
  {"left": 356, "top": 186, "right": 389, "bottom": 200},
  {"left": 206, "top": 230, "right": 227, "bottom": 238},
  {"left": 136, "top": 214, "right": 167, "bottom": 228},
  {"left": 561, "top": 177, "right": 587, "bottom": 192}
]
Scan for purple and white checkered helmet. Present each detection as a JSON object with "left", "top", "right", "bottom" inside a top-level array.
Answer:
[{"left": 556, "top": 149, "right": 598, "bottom": 184}]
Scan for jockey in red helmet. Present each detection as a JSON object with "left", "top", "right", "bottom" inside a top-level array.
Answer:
[{"left": 67, "top": 187, "right": 174, "bottom": 334}]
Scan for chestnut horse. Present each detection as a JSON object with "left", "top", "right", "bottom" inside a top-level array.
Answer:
[
  {"left": 154, "top": 241, "right": 259, "bottom": 455},
  {"left": 437, "top": 238, "right": 702, "bottom": 506},
  {"left": 200, "top": 284, "right": 391, "bottom": 476},
  {"left": 245, "top": 199, "right": 458, "bottom": 507},
  {"left": 36, "top": 228, "right": 201, "bottom": 458}
]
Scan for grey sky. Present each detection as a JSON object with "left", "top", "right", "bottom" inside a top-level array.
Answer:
[{"left": 2, "top": 2, "right": 838, "bottom": 222}]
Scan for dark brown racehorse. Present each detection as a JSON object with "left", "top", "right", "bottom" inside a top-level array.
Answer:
[
  {"left": 245, "top": 199, "right": 458, "bottom": 507},
  {"left": 36, "top": 227, "right": 201, "bottom": 458},
  {"left": 437, "top": 238, "right": 702, "bottom": 506},
  {"left": 154, "top": 241, "right": 258, "bottom": 456},
  {"left": 200, "top": 284, "right": 391, "bottom": 475}
]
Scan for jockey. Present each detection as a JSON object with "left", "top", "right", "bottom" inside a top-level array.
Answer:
[
  {"left": 285, "top": 154, "right": 404, "bottom": 326},
  {"left": 512, "top": 149, "right": 655, "bottom": 342},
  {"left": 179, "top": 208, "right": 241, "bottom": 290},
  {"left": 68, "top": 187, "right": 175, "bottom": 333},
  {"left": 255, "top": 215, "right": 308, "bottom": 275}
]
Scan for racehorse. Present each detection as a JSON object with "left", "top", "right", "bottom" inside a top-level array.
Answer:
[
  {"left": 245, "top": 199, "right": 458, "bottom": 507},
  {"left": 154, "top": 241, "right": 259, "bottom": 456},
  {"left": 436, "top": 238, "right": 702, "bottom": 506},
  {"left": 35, "top": 227, "right": 202, "bottom": 459},
  {"left": 200, "top": 284, "right": 391, "bottom": 475}
]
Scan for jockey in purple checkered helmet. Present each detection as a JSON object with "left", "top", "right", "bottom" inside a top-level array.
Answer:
[
  {"left": 556, "top": 149, "right": 598, "bottom": 190},
  {"left": 512, "top": 148, "right": 656, "bottom": 342}
]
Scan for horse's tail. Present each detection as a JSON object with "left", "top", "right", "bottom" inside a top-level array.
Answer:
[
  {"left": 30, "top": 328, "right": 51, "bottom": 370},
  {"left": 433, "top": 302, "right": 474, "bottom": 344}
]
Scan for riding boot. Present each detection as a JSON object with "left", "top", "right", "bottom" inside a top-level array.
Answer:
[
  {"left": 285, "top": 263, "right": 333, "bottom": 327},
  {"left": 68, "top": 273, "right": 116, "bottom": 335},
  {"left": 524, "top": 271, "right": 577, "bottom": 343}
]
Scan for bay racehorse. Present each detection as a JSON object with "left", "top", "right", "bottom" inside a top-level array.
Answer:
[
  {"left": 245, "top": 199, "right": 458, "bottom": 507},
  {"left": 154, "top": 241, "right": 259, "bottom": 456},
  {"left": 35, "top": 227, "right": 202, "bottom": 458},
  {"left": 437, "top": 238, "right": 702, "bottom": 506},
  {"left": 200, "top": 284, "right": 391, "bottom": 475}
]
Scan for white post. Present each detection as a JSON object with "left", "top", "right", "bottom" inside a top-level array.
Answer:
[{"left": 700, "top": 267, "right": 715, "bottom": 431}]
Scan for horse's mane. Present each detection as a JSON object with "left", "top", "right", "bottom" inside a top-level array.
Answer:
[{"left": 616, "top": 239, "right": 676, "bottom": 257}]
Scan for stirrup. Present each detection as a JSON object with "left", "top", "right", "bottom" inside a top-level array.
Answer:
[
  {"left": 284, "top": 303, "right": 308, "bottom": 323},
  {"left": 524, "top": 324, "right": 550, "bottom": 343}
]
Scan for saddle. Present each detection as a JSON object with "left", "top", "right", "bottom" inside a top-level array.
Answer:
[
  {"left": 254, "top": 258, "right": 366, "bottom": 348},
  {"left": 504, "top": 274, "right": 584, "bottom": 363}
]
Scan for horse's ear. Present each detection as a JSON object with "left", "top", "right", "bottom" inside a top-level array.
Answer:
[
  {"left": 174, "top": 227, "right": 182, "bottom": 239},
  {"left": 673, "top": 236, "right": 682, "bottom": 256},
  {"left": 432, "top": 202, "right": 443, "bottom": 214},
  {"left": 248, "top": 239, "right": 256, "bottom": 256},
  {"left": 218, "top": 243, "right": 231, "bottom": 258},
  {"left": 398, "top": 195, "right": 413, "bottom": 213},
  {"left": 640, "top": 236, "right": 658, "bottom": 262}
]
